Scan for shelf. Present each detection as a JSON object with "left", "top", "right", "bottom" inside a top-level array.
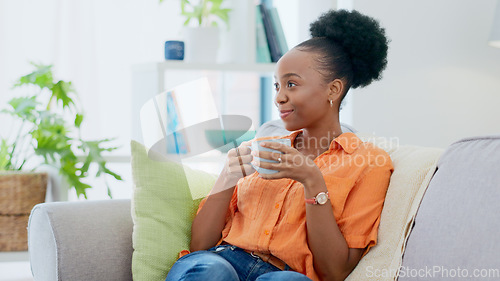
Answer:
[
  {"left": 132, "top": 61, "right": 276, "bottom": 73},
  {"left": 0, "top": 251, "right": 29, "bottom": 262}
]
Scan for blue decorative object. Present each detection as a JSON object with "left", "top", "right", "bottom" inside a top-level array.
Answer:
[{"left": 164, "top": 41, "right": 184, "bottom": 60}]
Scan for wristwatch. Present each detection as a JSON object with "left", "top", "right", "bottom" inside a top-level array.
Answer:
[{"left": 305, "top": 191, "right": 329, "bottom": 205}]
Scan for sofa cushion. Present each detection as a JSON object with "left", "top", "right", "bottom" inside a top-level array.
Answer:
[
  {"left": 130, "top": 141, "right": 216, "bottom": 281},
  {"left": 346, "top": 134, "right": 443, "bottom": 281},
  {"left": 400, "top": 135, "right": 500, "bottom": 280}
]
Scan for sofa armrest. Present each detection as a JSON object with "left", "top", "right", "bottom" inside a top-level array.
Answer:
[{"left": 28, "top": 199, "right": 133, "bottom": 281}]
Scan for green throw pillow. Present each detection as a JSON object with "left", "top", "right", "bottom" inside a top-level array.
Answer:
[{"left": 130, "top": 140, "right": 216, "bottom": 281}]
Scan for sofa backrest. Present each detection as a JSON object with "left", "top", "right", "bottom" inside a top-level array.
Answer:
[
  {"left": 399, "top": 135, "right": 500, "bottom": 280},
  {"left": 255, "top": 119, "right": 356, "bottom": 138}
]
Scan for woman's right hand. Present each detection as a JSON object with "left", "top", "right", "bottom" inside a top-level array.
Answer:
[{"left": 219, "top": 141, "right": 255, "bottom": 189}]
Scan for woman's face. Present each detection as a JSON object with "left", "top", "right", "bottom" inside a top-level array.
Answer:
[{"left": 274, "top": 49, "right": 334, "bottom": 132}]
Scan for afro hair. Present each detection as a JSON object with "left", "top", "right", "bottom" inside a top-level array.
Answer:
[{"left": 307, "top": 9, "right": 389, "bottom": 89}]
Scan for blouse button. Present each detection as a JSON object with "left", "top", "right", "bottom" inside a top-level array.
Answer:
[
  {"left": 264, "top": 230, "right": 270, "bottom": 235},
  {"left": 275, "top": 203, "right": 280, "bottom": 209}
]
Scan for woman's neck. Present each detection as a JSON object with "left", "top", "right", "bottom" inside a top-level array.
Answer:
[{"left": 295, "top": 122, "right": 343, "bottom": 158}]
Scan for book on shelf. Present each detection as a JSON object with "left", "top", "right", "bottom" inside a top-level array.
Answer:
[
  {"left": 258, "top": 4, "right": 282, "bottom": 62},
  {"left": 255, "top": 6, "right": 272, "bottom": 63}
]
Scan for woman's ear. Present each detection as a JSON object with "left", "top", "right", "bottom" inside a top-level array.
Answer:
[{"left": 328, "top": 79, "right": 344, "bottom": 101}]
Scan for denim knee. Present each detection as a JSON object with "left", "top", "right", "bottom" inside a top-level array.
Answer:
[
  {"left": 165, "top": 250, "right": 239, "bottom": 281},
  {"left": 255, "top": 270, "right": 312, "bottom": 281}
]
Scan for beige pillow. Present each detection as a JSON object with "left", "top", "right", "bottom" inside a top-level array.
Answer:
[{"left": 346, "top": 135, "right": 443, "bottom": 281}]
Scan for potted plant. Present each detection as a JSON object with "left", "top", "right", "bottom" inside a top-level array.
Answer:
[
  {"left": 0, "top": 63, "right": 122, "bottom": 200},
  {"left": 160, "top": 0, "right": 232, "bottom": 63},
  {"left": 0, "top": 63, "right": 123, "bottom": 251}
]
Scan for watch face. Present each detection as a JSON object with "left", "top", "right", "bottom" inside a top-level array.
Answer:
[{"left": 316, "top": 193, "right": 329, "bottom": 205}]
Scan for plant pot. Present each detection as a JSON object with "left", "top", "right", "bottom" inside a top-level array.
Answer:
[
  {"left": 183, "top": 26, "right": 220, "bottom": 63},
  {"left": 0, "top": 172, "right": 47, "bottom": 251}
]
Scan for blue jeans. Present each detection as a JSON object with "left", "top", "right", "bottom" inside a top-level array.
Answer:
[{"left": 165, "top": 244, "right": 312, "bottom": 281}]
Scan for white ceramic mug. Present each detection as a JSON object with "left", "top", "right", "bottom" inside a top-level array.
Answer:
[{"left": 250, "top": 138, "right": 291, "bottom": 174}]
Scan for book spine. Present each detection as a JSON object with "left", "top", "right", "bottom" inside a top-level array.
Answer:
[
  {"left": 269, "top": 7, "right": 289, "bottom": 56},
  {"left": 255, "top": 6, "right": 272, "bottom": 63},
  {"left": 259, "top": 4, "right": 281, "bottom": 62}
]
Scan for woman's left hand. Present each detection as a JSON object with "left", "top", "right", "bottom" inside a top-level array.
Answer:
[{"left": 251, "top": 141, "right": 322, "bottom": 185}]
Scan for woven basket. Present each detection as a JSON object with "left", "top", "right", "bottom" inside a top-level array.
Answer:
[
  {"left": 0, "top": 214, "right": 31, "bottom": 251},
  {"left": 0, "top": 172, "right": 48, "bottom": 251}
]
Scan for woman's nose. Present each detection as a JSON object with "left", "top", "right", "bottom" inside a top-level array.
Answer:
[{"left": 275, "top": 89, "right": 287, "bottom": 105}]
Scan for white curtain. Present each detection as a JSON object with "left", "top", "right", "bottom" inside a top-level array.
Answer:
[{"left": 0, "top": 0, "right": 183, "bottom": 154}]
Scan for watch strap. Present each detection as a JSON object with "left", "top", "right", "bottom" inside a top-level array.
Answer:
[
  {"left": 305, "top": 191, "right": 329, "bottom": 205},
  {"left": 305, "top": 198, "right": 317, "bottom": 204}
]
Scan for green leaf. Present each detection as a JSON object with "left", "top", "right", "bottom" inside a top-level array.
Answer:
[
  {"left": 74, "top": 113, "right": 84, "bottom": 128},
  {"left": 50, "top": 80, "right": 76, "bottom": 109},
  {"left": 180, "top": 0, "right": 187, "bottom": 13},
  {"left": 208, "top": 0, "right": 223, "bottom": 10},
  {"left": 107, "top": 184, "right": 113, "bottom": 199},
  {"left": 80, "top": 139, "right": 122, "bottom": 181},
  {"left": 211, "top": 8, "right": 231, "bottom": 26},
  {"left": 31, "top": 112, "right": 73, "bottom": 163},
  {"left": 60, "top": 158, "right": 92, "bottom": 199},
  {"left": 14, "top": 63, "right": 54, "bottom": 90},
  {"left": 6, "top": 96, "right": 39, "bottom": 122},
  {"left": 0, "top": 139, "right": 12, "bottom": 171}
]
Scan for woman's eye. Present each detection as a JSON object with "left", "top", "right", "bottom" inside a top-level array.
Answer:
[
  {"left": 287, "top": 82, "right": 296, "bottom": 88},
  {"left": 274, "top": 83, "right": 280, "bottom": 91}
]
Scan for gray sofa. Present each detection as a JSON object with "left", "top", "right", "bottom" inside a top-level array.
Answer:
[{"left": 28, "top": 122, "right": 500, "bottom": 280}]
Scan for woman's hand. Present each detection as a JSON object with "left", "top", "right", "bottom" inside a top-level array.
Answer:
[
  {"left": 218, "top": 141, "right": 255, "bottom": 189},
  {"left": 251, "top": 141, "right": 322, "bottom": 186}
]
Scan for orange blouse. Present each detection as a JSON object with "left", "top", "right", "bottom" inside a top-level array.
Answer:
[{"left": 200, "top": 131, "right": 393, "bottom": 281}]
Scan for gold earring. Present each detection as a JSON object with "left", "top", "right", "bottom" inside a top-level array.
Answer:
[{"left": 329, "top": 99, "right": 333, "bottom": 108}]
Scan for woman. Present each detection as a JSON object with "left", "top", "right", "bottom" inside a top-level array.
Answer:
[{"left": 166, "top": 9, "right": 392, "bottom": 281}]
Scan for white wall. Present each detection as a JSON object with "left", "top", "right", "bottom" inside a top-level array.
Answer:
[{"left": 351, "top": 0, "right": 500, "bottom": 147}]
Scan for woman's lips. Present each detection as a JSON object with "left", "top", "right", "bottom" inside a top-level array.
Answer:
[{"left": 280, "top": 109, "right": 294, "bottom": 119}]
